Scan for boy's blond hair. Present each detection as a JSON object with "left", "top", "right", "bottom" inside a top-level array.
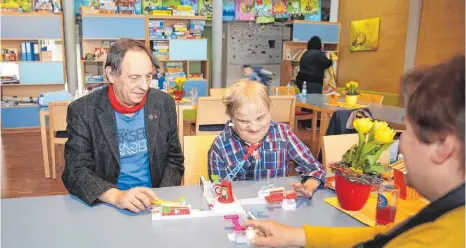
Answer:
[{"left": 222, "top": 80, "right": 271, "bottom": 118}]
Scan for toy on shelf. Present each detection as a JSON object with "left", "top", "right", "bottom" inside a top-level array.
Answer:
[
  {"left": 224, "top": 214, "right": 256, "bottom": 244},
  {"left": 116, "top": 0, "right": 140, "bottom": 14},
  {"left": 173, "top": 4, "right": 194, "bottom": 16},
  {"left": 99, "top": 0, "right": 117, "bottom": 14},
  {"left": 142, "top": 0, "right": 161, "bottom": 14}
]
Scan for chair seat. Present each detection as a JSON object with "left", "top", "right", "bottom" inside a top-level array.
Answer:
[
  {"left": 55, "top": 131, "right": 69, "bottom": 139},
  {"left": 199, "top": 124, "right": 225, "bottom": 132}
]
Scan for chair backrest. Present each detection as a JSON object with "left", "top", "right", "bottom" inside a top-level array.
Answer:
[
  {"left": 183, "top": 135, "right": 217, "bottom": 185},
  {"left": 49, "top": 101, "right": 71, "bottom": 132},
  {"left": 210, "top": 88, "right": 227, "bottom": 97},
  {"left": 270, "top": 95, "right": 296, "bottom": 129},
  {"left": 359, "top": 93, "right": 384, "bottom": 104},
  {"left": 322, "top": 133, "right": 390, "bottom": 173},
  {"left": 195, "top": 96, "right": 230, "bottom": 136},
  {"left": 271, "top": 86, "right": 297, "bottom": 96}
]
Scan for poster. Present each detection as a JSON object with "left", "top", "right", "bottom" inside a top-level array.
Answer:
[
  {"left": 162, "top": 0, "right": 179, "bottom": 8},
  {"left": 223, "top": 0, "right": 235, "bottom": 21},
  {"left": 301, "top": 0, "right": 320, "bottom": 21},
  {"left": 350, "top": 18, "right": 381, "bottom": 52},
  {"left": 287, "top": 0, "right": 299, "bottom": 15},
  {"left": 236, "top": 0, "right": 255, "bottom": 21},
  {"left": 273, "top": 0, "right": 288, "bottom": 20},
  {"left": 255, "top": 0, "right": 274, "bottom": 24}
]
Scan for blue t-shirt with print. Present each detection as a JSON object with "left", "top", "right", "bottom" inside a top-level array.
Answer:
[{"left": 115, "top": 107, "right": 152, "bottom": 190}]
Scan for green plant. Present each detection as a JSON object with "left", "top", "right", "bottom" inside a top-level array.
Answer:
[
  {"left": 173, "top": 77, "right": 186, "bottom": 91},
  {"left": 342, "top": 118, "right": 396, "bottom": 176},
  {"left": 345, "top": 81, "right": 359, "bottom": 95}
]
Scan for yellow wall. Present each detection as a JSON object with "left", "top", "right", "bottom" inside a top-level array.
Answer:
[
  {"left": 337, "top": 0, "right": 410, "bottom": 95},
  {"left": 415, "top": 0, "right": 465, "bottom": 66}
]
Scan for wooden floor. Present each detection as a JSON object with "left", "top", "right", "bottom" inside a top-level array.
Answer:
[{"left": 1, "top": 124, "right": 314, "bottom": 199}]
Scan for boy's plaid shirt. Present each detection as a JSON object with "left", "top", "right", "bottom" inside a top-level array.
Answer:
[{"left": 208, "top": 121, "right": 326, "bottom": 183}]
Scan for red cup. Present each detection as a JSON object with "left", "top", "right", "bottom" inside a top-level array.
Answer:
[{"left": 376, "top": 184, "right": 399, "bottom": 225}]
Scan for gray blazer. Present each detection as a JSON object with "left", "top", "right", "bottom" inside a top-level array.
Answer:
[{"left": 62, "top": 87, "right": 184, "bottom": 206}]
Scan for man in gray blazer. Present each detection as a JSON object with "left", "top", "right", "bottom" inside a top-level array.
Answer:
[{"left": 63, "top": 39, "right": 184, "bottom": 213}]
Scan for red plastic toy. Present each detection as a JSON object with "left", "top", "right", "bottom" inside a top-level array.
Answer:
[
  {"left": 214, "top": 179, "right": 234, "bottom": 203},
  {"left": 265, "top": 190, "right": 297, "bottom": 203}
]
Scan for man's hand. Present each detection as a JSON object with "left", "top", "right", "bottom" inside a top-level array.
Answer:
[
  {"left": 100, "top": 187, "right": 158, "bottom": 213},
  {"left": 292, "top": 177, "right": 321, "bottom": 198},
  {"left": 243, "top": 220, "right": 306, "bottom": 248}
]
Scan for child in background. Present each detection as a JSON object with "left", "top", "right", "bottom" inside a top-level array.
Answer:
[{"left": 242, "top": 65, "right": 275, "bottom": 85}]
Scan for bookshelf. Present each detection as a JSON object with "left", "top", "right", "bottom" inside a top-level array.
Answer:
[
  {"left": 0, "top": 12, "right": 66, "bottom": 129},
  {"left": 80, "top": 14, "right": 209, "bottom": 90},
  {"left": 280, "top": 21, "right": 340, "bottom": 86}
]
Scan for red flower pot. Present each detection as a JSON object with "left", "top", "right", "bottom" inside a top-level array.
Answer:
[
  {"left": 335, "top": 173, "right": 373, "bottom": 211},
  {"left": 174, "top": 90, "right": 184, "bottom": 101}
]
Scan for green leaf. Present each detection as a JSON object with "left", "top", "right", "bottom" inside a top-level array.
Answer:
[
  {"left": 372, "top": 141, "right": 395, "bottom": 162},
  {"left": 366, "top": 162, "right": 384, "bottom": 175},
  {"left": 359, "top": 141, "right": 380, "bottom": 161}
]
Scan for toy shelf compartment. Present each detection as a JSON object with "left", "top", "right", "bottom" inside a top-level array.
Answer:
[
  {"left": 1, "top": 13, "right": 62, "bottom": 40},
  {"left": 81, "top": 14, "right": 146, "bottom": 40}
]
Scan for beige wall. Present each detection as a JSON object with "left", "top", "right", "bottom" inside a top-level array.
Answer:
[
  {"left": 337, "top": 0, "right": 410, "bottom": 94},
  {"left": 415, "top": 0, "right": 465, "bottom": 66}
]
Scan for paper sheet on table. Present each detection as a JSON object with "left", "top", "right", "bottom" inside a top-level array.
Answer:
[{"left": 324, "top": 195, "right": 429, "bottom": 226}]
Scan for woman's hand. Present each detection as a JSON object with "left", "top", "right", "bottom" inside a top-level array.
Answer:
[{"left": 243, "top": 220, "right": 306, "bottom": 247}]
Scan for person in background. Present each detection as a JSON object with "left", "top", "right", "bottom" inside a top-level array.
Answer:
[
  {"left": 208, "top": 80, "right": 326, "bottom": 198},
  {"left": 295, "top": 36, "right": 333, "bottom": 94},
  {"left": 244, "top": 55, "right": 465, "bottom": 247},
  {"left": 63, "top": 39, "right": 184, "bottom": 213},
  {"left": 242, "top": 64, "right": 275, "bottom": 86}
]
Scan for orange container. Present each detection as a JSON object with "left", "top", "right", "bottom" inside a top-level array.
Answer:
[{"left": 327, "top": 93, "right": 339, "bottom": 105}]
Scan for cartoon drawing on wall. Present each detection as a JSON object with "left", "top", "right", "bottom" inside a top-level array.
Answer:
[{"left": 350, "top": 17, "right": 381, "bottom": 52}]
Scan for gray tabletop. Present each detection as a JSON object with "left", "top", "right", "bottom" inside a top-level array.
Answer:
[
  {"left": 297, "top": 94, "right": 405, "bottom": 126},
  {"left": 1, "top": 177, "right": 363, "bottom": 248}
]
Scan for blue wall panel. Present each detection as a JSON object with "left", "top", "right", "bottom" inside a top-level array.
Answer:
[
  {"left": 169, "top": 40, "right": 208, "bottom": 61},
  {"left": 82, "top": 17, "right": 146, "bottom": 39},
  {"left": 1, "top": 106, "right": 42, "bottom": 128},
  {"left": 292, "top": 23, "right": 340, "bottom": 43},
  {"left": 0, "top": 15, "right": 62, "bottom": 39},
  {"left": 19, "top": 62, "right": 64, "bottom": 84}
]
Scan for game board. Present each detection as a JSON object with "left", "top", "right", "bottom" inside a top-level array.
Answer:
[{"left": 151, "top": 159, "right": 298, "bottom": 245}]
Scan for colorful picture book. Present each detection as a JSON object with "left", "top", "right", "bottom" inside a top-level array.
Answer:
[
  {"left": 273, "top": 0, "right": 288, "bottom": 19},
  {"left": 198, "top": 0, "right": 212, "bottom": 20},
  {"left": 0, "top": 0, "right": 34, "bottom": 12}
]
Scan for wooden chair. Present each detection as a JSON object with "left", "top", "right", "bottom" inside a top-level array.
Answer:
[
  {"left": 209, "top": 88, "right": 227, "bottom": 97},
  {"left": 358, "top": 93, "right": 384, "bottom": 104},
  {"left": 270, "top": 95, "right": 296, "bottom": 131},
  {"left": 272, "top": 86, "right": 312, "bottom": 132},
  {"left": 183, "top": 135, "right": 217, "bottom": 185},
  {"left": 321, "top": 133, "right": 390, "bottom": 173},
  {"left": 48, "top": 101, "right": 71, "bottom": 179},
  {"left": 195, "top": 97, "right": 230, "bottom": 136}
]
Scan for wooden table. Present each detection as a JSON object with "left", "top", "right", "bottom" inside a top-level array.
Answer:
[
  {"left": 39, "top": 107, "right": 51, "bottom": 178},
  {"left": 295, "top": 94, "right": 405, "bottom": 156}
]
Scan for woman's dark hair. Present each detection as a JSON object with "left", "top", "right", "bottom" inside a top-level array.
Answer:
[{"left": 307, "top": 36, "right": 322, "bottom": 50}]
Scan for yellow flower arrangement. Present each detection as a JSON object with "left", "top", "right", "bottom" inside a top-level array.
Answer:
[
  {"left": 174, "top": 77, "right": 186, "bottom": 91},
  {"left": 342, "top": 118, "right": 396, "bottom": 176},
  {"left": 345, "top": 81, "right": 359, "bottom": 95}
]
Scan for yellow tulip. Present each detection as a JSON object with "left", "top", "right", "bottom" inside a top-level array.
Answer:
[
  {"left": 346, "top": 82, "right": 351, "bottom": 88},
  {"left": 373, "top": 120, "right": 388, "bottom": 132},
  {"left": 353, "top": 117, "right": 373, "bottom": 134},
  {"left": 374, "top": 126, "right": 396, "bottom": 144}
]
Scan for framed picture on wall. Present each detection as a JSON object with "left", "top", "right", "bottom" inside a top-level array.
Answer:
[{"left": 350, "top": 17, "right": 381, "bottom": 52}]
